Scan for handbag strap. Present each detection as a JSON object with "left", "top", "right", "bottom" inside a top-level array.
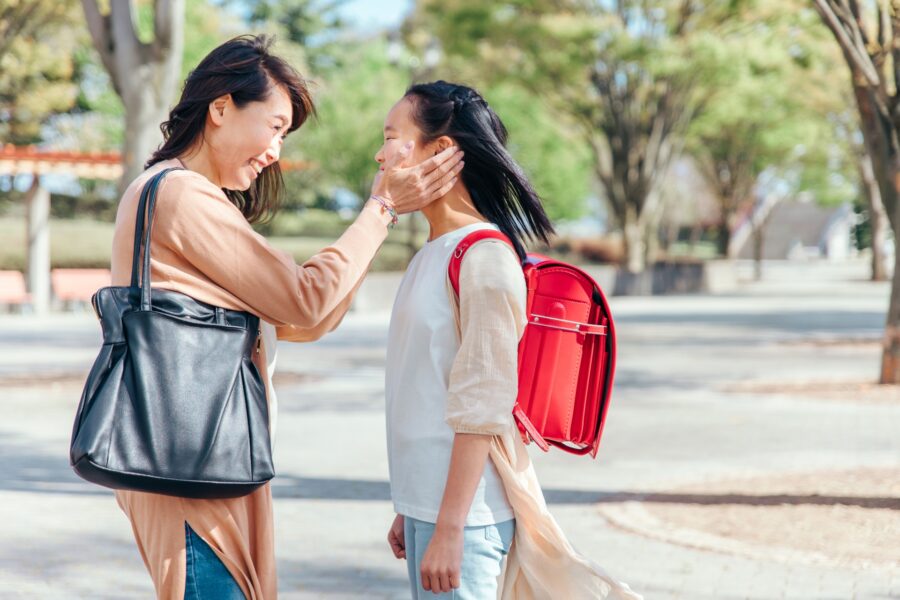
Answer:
[{"left": 130, "top": 168, "right": 182, "bottom": 310}]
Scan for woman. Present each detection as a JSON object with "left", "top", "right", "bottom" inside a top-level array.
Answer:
[
  {"left": 109, "top": 36, "right": 462, "bottom": 599},
  {"left": 379, "top": 82, "right": 641, "bottom": 599}
]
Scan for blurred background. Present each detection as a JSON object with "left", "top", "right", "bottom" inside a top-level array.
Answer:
[
  {"left": 1, "top": 1, "right": 898, "bottom": 598},
  {"left": 0, "top": 0, "right": 879, "bottom": 284}
]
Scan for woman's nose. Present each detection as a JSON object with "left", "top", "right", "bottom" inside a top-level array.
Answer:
[
  {"left": 374, "top": 147, "right": 385, "bottom": 163},
  {"left": 261, "top": 136, "right": 282, "bottom": 167}
]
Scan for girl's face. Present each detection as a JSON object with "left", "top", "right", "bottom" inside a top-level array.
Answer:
[
  {"left": 205, "top": 85, "right": 292, "bottom": 190},
  {"left": 374, "top": 97, "right": 439, "bottom": 170}
]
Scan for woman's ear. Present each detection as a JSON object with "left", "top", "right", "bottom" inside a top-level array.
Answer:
[
  {"left": 208, "top": 94, "right": 231, "bottom": 126},
  {"left": 433, "top": 136, "right": 455, "bottom": 155}
]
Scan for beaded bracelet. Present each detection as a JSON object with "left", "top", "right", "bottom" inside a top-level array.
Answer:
[{"left": 370, "top": 194, "right": 399, "bottom": 228}]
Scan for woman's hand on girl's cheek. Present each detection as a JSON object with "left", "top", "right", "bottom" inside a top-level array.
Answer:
[{"left": 372, "top": 143, "right": 464, "bottom": 215}]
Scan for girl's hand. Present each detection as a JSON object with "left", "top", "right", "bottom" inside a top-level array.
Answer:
[
  {"left": 372, "top": 142, "right": 464, "bottom": 215},
  {"left": 419, "top": 523, "right": 464, "bottom": 593},
  {"left": 387, "top": 514, "right": 406, "bottom": 559}
]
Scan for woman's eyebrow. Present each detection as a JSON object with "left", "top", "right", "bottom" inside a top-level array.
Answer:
[
  {"left": 275, "top": 114, "right": 289, "bottom": 125},
  {"left": 384, "top": 125, "right": 397, "bottom": 132}
]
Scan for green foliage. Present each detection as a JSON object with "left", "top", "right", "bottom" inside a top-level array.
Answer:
[
  {"left": 483, "top": 83, "right": 590, "bottom": 221},
  {"left": 0, "top": 0, "right": 84, "bottom": 144},
  {"left": 284, "top": 39, "right": 410, "bottom": 205},
  {"left": 0, "top": 217, "right": 115, "bottom": 270},
  {"left": 180, "top": 2, "right": 248, "bottom": 82},
  {"left": 686, "top": 2, "right": 857, "bottom": 216},
  {"left": 401, "top": 3, "right": 598, "bottom": 222}
]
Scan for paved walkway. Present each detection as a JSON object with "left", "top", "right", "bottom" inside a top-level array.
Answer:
[{"left": 0, "top": 259, "right": 898, "bottom": 598}]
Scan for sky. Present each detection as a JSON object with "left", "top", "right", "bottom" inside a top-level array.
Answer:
[{"left": 336, "top": 0, "right": 413, "bottom": 32}]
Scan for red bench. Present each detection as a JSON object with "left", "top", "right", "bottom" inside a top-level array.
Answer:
[
  {"left": 51, "top": 269, "right": 111, "bottom": 306},
  {"left": 0, "top": 271, "right": 31, "bottom": 310}
]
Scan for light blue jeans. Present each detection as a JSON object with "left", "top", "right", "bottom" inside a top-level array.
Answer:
[
  {"left": 183, "top": 523, "right": 246, "bottom": 600},
  {"left": 403, "top": 516, "right": 515, "bottom": 599}
]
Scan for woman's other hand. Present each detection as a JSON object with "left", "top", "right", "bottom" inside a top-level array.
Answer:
[
  {"left": 419, "top": 523, "right": 463, "bottom": 593},
  {"left": 388, "top": 513, "right": 406, "bottom": 559},
  {"left": 372, "top": 142, "right": 464, "bottom": 215}
]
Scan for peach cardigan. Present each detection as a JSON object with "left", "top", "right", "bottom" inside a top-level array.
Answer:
[{"left": 109, "top": 159, "right": 391, "bottom": 599}]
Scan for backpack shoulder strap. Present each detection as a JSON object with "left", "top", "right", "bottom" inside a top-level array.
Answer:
[{"left": 448, "top": 229, "right": 515, "bottom": 296}]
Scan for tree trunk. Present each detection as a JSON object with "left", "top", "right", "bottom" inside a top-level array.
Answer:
[
  {"left": 752, "top": 225, "right": 764, "bottom": 281},
  {"left": 121, "top": 81, "right": 171, "bottom": 191},
  {"left": 716, "top": 222, "right": 731, "bottom": 258},
  {"left": 859, "top": 153, "right": 889, "bottom": 281},
  {"left": 622, "top": 208, "right": 647, "bottom": 273},
  {"left": 810, "top": 1, "right": 900, "bottom": 383},
  {"left": 880, "top": 233, "right": 900, "bottom": 382},
  {"left": 82, "top": 0, "right": 184, "bottom": 193}
]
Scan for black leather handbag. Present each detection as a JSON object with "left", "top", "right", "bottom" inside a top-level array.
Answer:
[{"left": 69, "top": 167, "right": 274, "bottom": 499}]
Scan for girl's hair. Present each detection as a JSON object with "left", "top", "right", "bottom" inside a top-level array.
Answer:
[
  {"left": 147, "top": 34, "right": 315, "bottom": 224},
  {"left": 404, "top": 80, "right": 554, "bottom": 260}
]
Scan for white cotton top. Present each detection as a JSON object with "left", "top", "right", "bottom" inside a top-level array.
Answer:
[
  {"left": 260, "top": 320, "right": 279, "bottom": 441},
  {"left": 385, "top": 221, "right": 525, "bottom": 526}
]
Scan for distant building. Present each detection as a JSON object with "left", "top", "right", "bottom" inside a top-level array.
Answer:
[{"left": 734, "top": 199, "right": 856, "bottom": 261}]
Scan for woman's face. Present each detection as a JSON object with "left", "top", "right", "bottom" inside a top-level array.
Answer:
[
  {"left": 206, "top": 85, "right": 292, "bottom": 190},
  {"left": 374, "top": 97, "right": 438, "bottom": 170}
]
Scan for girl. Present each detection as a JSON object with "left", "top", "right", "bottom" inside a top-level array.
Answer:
[
  {"left": 109, "top": 36, "right": 462, "bottom": 599},
  {"left": 379, "top": 82, "right": 641, "bottom": 599}
]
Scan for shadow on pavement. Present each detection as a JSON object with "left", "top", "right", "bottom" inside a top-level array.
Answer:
[
  {"left": 271, "top": 474, "right": 900, "bottom": 509},
  {"left": 5, "top": 433, "right": 895, "bottom": 511}
]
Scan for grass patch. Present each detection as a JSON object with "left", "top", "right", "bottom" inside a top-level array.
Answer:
[
  {"left": 0, "top": 217, "right": 414, "bottom": 272},
  {"left": 0, "top": 218, "right": 116, "bottom": 270}
]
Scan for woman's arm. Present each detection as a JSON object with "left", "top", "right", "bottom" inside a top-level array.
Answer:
[
  {"left": 149, "top": 148, "right": 462, "bottom": 333},
  {"left": 150, "top": 171, "right": 390, "bottom": 328},
  {"left": 418, "top": 240, "right": 527, "bottom": 593},
  {"left": 275, "top": 257, "right": 372, "bottom": 342}
]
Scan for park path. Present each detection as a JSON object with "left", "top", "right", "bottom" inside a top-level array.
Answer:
[{"left": 0, "top": 259, "right": 897, "bottom": 599}]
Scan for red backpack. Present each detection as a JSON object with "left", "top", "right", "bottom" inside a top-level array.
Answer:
[{"left": 449, "top": 229, "right": 616, "bottom": 458}]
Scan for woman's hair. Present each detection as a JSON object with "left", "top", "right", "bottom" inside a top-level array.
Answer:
[
  {"left": 147, "top": 34, "right": 314, "bottom": 224},
  {"left": 404, "top": 81, "right": 554, "bottom": 260}
]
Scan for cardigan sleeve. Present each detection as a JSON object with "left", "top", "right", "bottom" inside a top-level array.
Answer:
[
  {"left": 445, "top": 240, "right": 526, "bottom": 435},
  {"left": 274, "top": 258, "right": 371, "bottom": 342},
  {"left": 150, "top": 170, "right": 390, "bottom": 329}
]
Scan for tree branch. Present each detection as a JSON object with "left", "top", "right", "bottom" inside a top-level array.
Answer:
[
  {"left": 153, "top": 0, "right": 185, "bottom": 57},
  {"left": 891, "top": 0, "right": 900, "bottom": 98},
  {"left": 109, "top": 0, "right": 140, "bottom": 83},
  {"left": 80, "top": 0, "right": 119, "bottom": 93},
  {"left": 813, "top": 0, "right": 882, "bottom": 88}
]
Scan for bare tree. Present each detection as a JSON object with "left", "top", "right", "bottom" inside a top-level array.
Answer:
[
  {"left": 81, "top": 0, "right": 184, "bottom": 192},
  {"left": 857, "top": 147, "right": 890, "bottom": 281},
  {"left": 812, "top": 0, "right": 900, "bottom": 382}
]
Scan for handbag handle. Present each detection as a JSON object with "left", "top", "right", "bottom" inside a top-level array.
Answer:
[{"left": 130, "top": 168, "right": 182, "bottom": 310}]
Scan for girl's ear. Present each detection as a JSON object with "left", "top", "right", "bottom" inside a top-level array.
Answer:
[{"left": 433, "top": 136, "right": 455, "bottom": 155}]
